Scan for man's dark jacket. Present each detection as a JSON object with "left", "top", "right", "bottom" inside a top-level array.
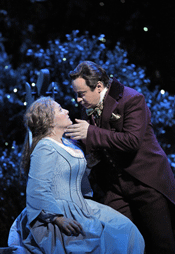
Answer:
[{"left": 81, "top": 78, "right": 175, "bottom": 206}]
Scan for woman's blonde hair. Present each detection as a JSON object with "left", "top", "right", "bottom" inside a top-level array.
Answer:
[{"left": 20, "top": 97, "right": 55, "bottom": 174}]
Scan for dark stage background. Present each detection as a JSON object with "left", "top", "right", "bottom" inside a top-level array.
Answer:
[
  {"left": 0, "top": 0, "right": 175, "bottom": 247},
  {"left": 1, "top": 0, "right": 175, "bottom": 94}
]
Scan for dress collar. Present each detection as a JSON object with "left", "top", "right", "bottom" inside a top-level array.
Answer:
[{"left": 43, "top": 137, "right": 84, "bottom": 158}]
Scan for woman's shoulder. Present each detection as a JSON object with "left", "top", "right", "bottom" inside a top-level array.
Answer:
[
  {"left": 32, "top": 138, "right": 59, "bottom": 158},
  {"left": 34, "top": 138, "right": 56, "bottom": 150},
  {"left": 33, "top": 137, "right": 84, "bottom": 158}
]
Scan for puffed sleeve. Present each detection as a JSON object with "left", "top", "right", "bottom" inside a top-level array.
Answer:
[{"left": 26, "top": 141, "right": 64, "bottom": 224}]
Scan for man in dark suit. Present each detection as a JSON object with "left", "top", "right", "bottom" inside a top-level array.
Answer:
[{"left": 65, "top": 61, "right": 175, "bottom": 253}]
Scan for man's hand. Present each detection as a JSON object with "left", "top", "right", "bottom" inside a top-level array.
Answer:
[
  {"left": 65, "top": 119, "right": 89, "bottom": 140},
  {"left": 54, "top": 216, "right": 84, "bottom": 236}
]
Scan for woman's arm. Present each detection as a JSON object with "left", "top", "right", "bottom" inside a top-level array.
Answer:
[{"left": 27, "top": 142, "right": 64, "bottom": 224}]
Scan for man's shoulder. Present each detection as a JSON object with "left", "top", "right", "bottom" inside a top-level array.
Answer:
[
  {"left": 123, "top": 85, "right": 143, "bottom": 96},
  {"left": 121, "top": 86, "right": 146, "bottom": 108},
  {"left": 110, "top": 77, "right": 144, "bottom": 101}
]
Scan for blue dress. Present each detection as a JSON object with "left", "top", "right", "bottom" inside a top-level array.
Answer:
[{"left": 8, "top": 138, "right": 145, "bottom": 254}]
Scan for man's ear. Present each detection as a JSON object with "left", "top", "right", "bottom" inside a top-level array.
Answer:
[{"left": 96, "top": 81, "right": 104, "bottom": 92}]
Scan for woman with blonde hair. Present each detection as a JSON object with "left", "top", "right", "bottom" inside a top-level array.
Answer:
[{"left": 8, "top": 97, "right": 145, "bottom": 254}]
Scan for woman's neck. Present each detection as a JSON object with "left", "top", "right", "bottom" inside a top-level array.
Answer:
[{"left": 47, "top": 132, "right": 63, "bottom": 144}]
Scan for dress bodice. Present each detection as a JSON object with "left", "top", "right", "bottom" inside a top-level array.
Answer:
[
  {"left": 27, "top": 137, "right": 92, "bottom": 223},
  {"left": 45, "top": 138, "right": 89, "bottom": 211}
]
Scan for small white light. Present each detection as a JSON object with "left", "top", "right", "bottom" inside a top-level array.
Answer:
[
  {"left": 63, "top": 58, "right": 66, "bottom": 61},
  {"left": 24, "top": 102, "right": 27, "bottom": 106},
  {"left": 5, "top": 142, "right": 8, "bottom": 146},
  {"left": 7, "top": 95, "right": 11, "bottom": 99},
  {"left": 99, "top": 2, "right": 104, "bottom": 6},
  {"left": 100, "top": 37, "right": 106, "bottom": 42},
  {"left": 13, "top": 88, "right": 18, "bottom": 93},
  {"left": 143, "top": 27, "right": 148, "bottom": 32},
  {"left": 31, "top": 83, "right": 35, "bottom": 87},
  {"left": 160, "top": 89, "right": 165, "bottom": 94}
]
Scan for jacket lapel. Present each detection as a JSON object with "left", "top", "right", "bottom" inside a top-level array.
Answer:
[{"left": 101, "top": 78, "right": 124, "bottom": 129}]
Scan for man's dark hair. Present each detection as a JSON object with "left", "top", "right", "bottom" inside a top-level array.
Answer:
[{"left": 69, "top": 61, "right": 110, "bottom": 91}]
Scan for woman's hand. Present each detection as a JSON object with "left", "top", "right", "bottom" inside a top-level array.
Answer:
[{"left": 54, "top": 216, "right": 84, "bottom": 237}]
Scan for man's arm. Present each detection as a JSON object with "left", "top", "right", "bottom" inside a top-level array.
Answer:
[{"left": 65, "top": 93, "right": 149, "bottom": 154}]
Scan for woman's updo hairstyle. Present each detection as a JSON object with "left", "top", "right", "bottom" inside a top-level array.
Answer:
[{"left": 25, "top": 97, "right": 55, "bottom": 137}]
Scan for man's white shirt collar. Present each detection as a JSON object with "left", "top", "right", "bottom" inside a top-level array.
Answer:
[{"left": 99, "top": 87, "right": 108, "bottom": 104}]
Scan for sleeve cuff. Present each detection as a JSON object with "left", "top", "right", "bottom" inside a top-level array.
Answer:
[{"left": 38, "top": 210, "right": 63, "bottom": 223}]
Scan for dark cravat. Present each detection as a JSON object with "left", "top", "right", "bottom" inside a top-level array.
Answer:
[
  {"left": 86, "top": 87, "right": 109, "bottom": 125},
  {"left": 86, "top": 101, "right": 103, "bottom": 118}
]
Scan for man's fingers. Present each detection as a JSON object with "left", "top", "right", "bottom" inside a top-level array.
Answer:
[
  {"left": 65, "top": 127, "right": 80, "bottom": 135},
  {"left": 75, "top": 118, "right": 84, "bottom": 122},
  {"left": 65, "top": 132, "right": 72, "bottom": 137},
  {"left": 66, "top": 127, "right": 80, "bottom": 132},
  {"left": 66, "top": 123, "right": 80, "bottom": 129},
  {"left": 70, "top": 135, "right": 82, "bottom": 140},
  {"left": 65, "top": 130, "right": 82, "bottom": 138},
  {"left": 64, "top": 129, "right": 79, "bottom": 137}
]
